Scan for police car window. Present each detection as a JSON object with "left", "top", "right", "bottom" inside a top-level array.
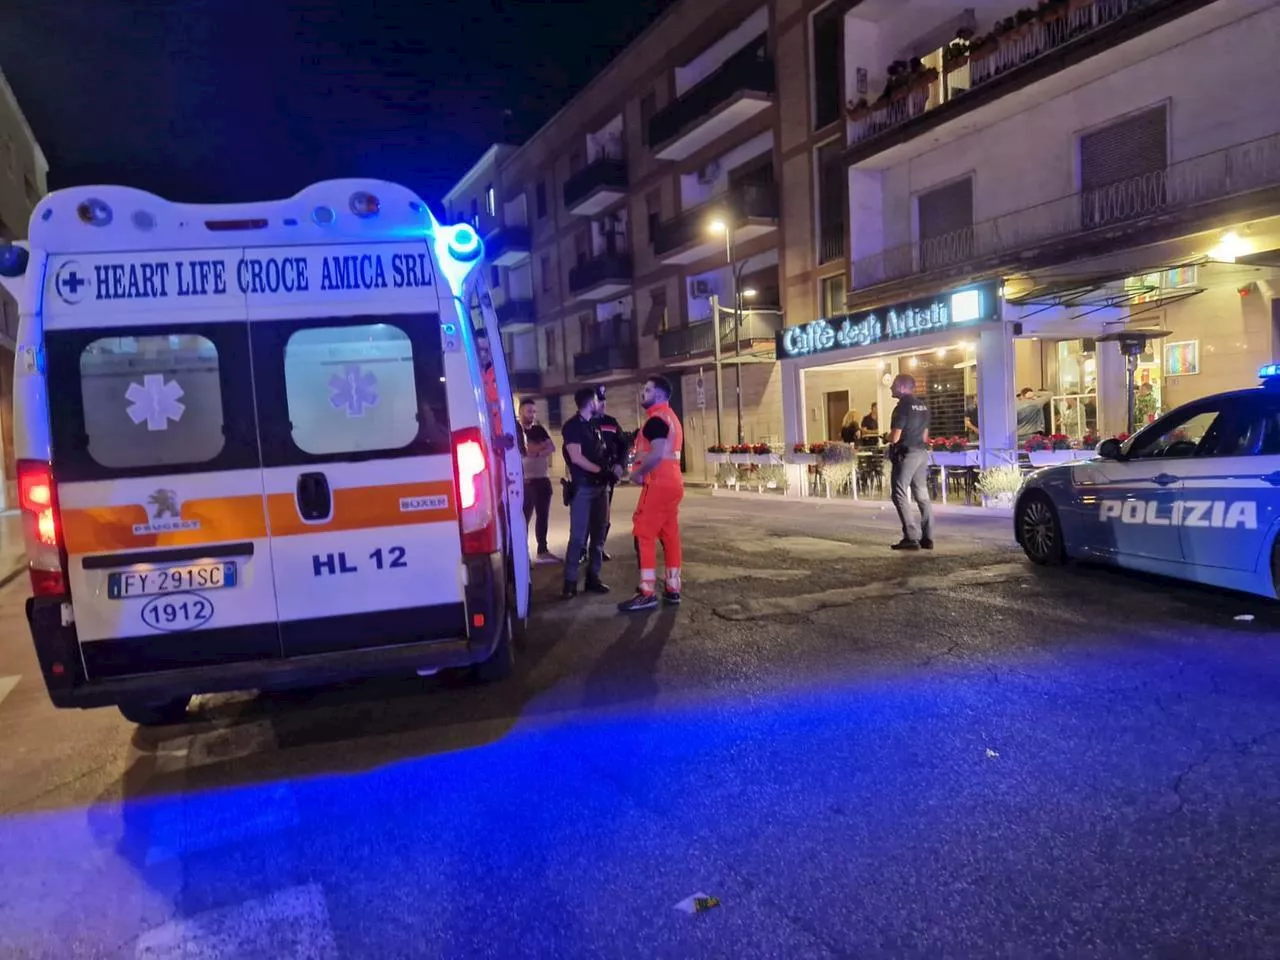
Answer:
[
  {"left": 284, "top": 323, "right": 419, "bottom": 456},
  {"left": 1128, "top": 408, "right": 1221, "bottom": 459},
  {"left": 80, "top": 334, "right": 226, "bottom": 470}
]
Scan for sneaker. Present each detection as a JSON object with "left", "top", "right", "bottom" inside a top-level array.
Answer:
[
  {"left": 536, "top": 550, "right": 560, "bottom": 564},
  {"left": 583, "top": 579, "right": 611, "bottom": 595},
  {"left": 662, "top": 589, "right": 682, "bottom": 605},
  {"left": 891, "top": 539, "right": 921, "bottom": 551},
  {"left": 602, "top": 550, "right": 613, "bottom": 562},
  {"left": 920, "top": 539, "right": 934, "bottom": 550},
  {"left": 561, "top": 583, "right": 579, "bottom": 600},
  {"left": 618, "top": 590, "right": 659, "bottom": 613}
]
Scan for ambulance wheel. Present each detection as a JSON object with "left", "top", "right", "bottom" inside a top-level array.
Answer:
[
  {"left": 118, "top": 696, "right": 191, "bottom": 727},
  {"left": 472, "top": 576, "right": 519, "bottom": 683},
  {"left": 1017, "top": 492, "right": 1065, "bottom": 566}
]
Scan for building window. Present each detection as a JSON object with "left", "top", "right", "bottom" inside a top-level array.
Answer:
[
  {"left": 640, "top": 92, "right": 656, "bottom": 146},
  {"left": 485, "top": 185, "right": 496, "bottom": 217},
  {"left": 812, "top": 4, "right": 843, "bottom": 130},
  {"left": 645, "top": 190, "right": 661, "bottom": 244},
  {"left": 547, "top": 395, "right": 563, "bottom": 428},
  {"left": 1079, "top": 105, "right": 1168, "bottom": 229},
  {"left": 536, "top": 181, "right": 548, "bottom": 219},
  {"left": 540, "top": 255, "right": 552, "bottom": 292},
  {"left": 543, "top": 327, "right": 558, "bottom": 368},
  {"left": 816, "top": 139, "right": 846, "bottom": 264},
  {"left": 643, "top": 286, "right": 668, "bottom": 336},
  {"left": 820, "top": 274, "right": 846, "bottom": 318},
  {"left": 917, "top": 177, "right": 974, "bottom": 272}
]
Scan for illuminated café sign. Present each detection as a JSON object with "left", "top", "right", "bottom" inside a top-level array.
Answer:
[{"left": 777, "top": 284, "right": 999, "bottom": 359}]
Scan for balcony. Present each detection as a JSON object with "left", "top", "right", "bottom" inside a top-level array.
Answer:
[
  {"left": 564, "top": 158, "right": 629, "bottom": 217},
  {"left": 844, "top": 0, "right": 1216, "bottom": 168},
  {"left": 485, "top": 225, "right": 531, "bottom": 267},
  {"left": 573, "top": 318, "right": 639, "bottom": 379},
  {"left": 648, "top": 39, "right": 776, "bottom": 161},
  {"left": 510, "top": 368, "right": 541, "bottom": 392},
  {"left": 850, "top": 132, "right": 1280, "bottom": 298},
  {"left": 567, "top": 251, "right": 633, "bottom": 300},
  {"left": 653, "top": 183, "right": 779, "bottom": 265},
  {"left": 495, "top": 297, "right": 536, "bottom": 329},
  {"left": 658, "top": 310, "right": 784, "bottom": 363}
]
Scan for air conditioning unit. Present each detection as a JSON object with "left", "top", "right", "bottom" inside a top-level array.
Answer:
[
  {"left": 691, "top": 278, "right": 715, "bottom": 298},
  {"left": 696, "top": 161, "right": 720, "bottom": 184}
]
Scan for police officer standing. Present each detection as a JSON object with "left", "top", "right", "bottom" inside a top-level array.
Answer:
[
  {"left": 592, "top": 385, "right": 629, "bottom": 561},
  {"left": 560, "top": 386, "right": 612, "bottom": 599},
  {"left": 887, "top": 373, "right": 935, "bottom": 551}
]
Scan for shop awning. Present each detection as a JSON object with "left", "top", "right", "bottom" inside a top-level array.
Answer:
[{"left": 1005, "top": 261, "right": 1206, "bottom": 322}]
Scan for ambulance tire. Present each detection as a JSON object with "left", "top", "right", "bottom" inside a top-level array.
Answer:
[
  {"left": 472, "top": 571, "right": 518, "bottom": 684},
  {"left": 118, "top": 696, "right": 191, "bottom": 727},
  {"left": 1016, "top": 491, "right": 1066, "bottom": 566}
]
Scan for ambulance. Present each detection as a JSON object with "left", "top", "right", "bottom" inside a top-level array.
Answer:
[{"left": 0, "top": 180, "right": 530, "bottom": 725}]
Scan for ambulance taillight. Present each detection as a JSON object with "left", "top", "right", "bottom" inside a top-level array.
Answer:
[
  {"left": 452, "top": 428, "right": 497, "bottom": 555},
  {"left": 17, "top": 460, "right": 67, "bottom": 596}
]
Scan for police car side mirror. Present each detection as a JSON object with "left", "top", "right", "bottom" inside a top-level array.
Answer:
[{"left": 1097, "top": 438, "right": 1123, "bottom": 460}]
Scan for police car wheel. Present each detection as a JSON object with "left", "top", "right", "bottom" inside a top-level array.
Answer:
[
  {"left": 118, "top": 696, "right": 191, "bottom": 727},
  {"left": 1017, "top": 492, "right": 1064, "bottom": 566}
]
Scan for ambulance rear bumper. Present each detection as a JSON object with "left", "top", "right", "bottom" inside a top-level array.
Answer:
[{"left": 26, "top": 554, "right": 506, "bottom": 709}]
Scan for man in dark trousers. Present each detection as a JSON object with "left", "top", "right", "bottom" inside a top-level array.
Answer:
[
  {"left": 517, "top": 399, "right": 557, "bottom": 563},
  {"left": 592, "top": 385, "right": 629, "bottom": 562},
  {"left": 560, "top": 386, "right": 612, "bottom": 599},
  {"left": 887, "top": 373, "right": 934, "bottom": 551}
]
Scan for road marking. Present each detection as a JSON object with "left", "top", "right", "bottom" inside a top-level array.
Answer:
[
  {"left": 0, "top": 676, "right": 18, "bottom": 708},
  {"left": 134, "top": 883, "right": 338, "bottom": 959},
  {"left": 145, "top": 783, "right": 299, "bottom": 866},
  {"left": 153, "top": 719, "right": 277, "bottom": 775}
]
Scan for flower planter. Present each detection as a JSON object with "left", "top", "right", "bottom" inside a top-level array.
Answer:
[
  {"left": 983, "top": 493, "right": 1016, "bottom": 510},
  {"left": 1027, "top": 450, "right": 1077, "bottom": 467},
  {"left": 932, "top": 450, "right": 979, "bottom": 468},
  {"left": 1070, "top": 449, "right": 1096, "bottom": 461},
  {"left": 705, "top": 453, "right": 729, "bottom": 465},
  {"left": 789, "top": 454, "right": 820, "bottom": 466},
  {"left": 752, "top": 454, "right": 783, "bottom": 467},
  {"left": 728, "top": 454, "right": 754, "bottom": 465}
]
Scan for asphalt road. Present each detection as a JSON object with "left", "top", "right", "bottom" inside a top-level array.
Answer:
[{"left": 0, "top": 488, "right": 1277, "bottom": 959}]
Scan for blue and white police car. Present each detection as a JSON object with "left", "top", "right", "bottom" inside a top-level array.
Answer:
[{"left": 1016, "top": 365, "right": 1280, "bottom": 599}]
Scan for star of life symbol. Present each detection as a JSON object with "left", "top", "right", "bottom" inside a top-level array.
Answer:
[
  {"left": 54, "top": 261, "right": 87, "bottom": 305},
  {"left": 125, "top": 374, "right": 186, "bottom": 431},
  {"left": 329, "top": 364, "right": 379, "bottom": 417},
  {"left": 133, "top": 487, "right": 200, "bottom": 536}
]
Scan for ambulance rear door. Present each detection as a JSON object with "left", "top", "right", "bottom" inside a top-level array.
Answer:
[
  {"left": 43, "top": 249, "right": 284, "bottom": 679},
  {"left": 246, "top": 243, "right": 467, "bottom": 657}
]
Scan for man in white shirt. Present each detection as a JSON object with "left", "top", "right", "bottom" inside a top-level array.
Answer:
[{"left": 518, "top": 399, "right": 558, "bottom": 563}]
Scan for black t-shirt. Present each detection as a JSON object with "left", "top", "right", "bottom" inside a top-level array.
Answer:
[
  {"left": 517, "top": 423, "right": 550, "bottom": 457},
  {"left": 562, "top": 414, "right": 607, "bottom": 485},
  {"left": 641, "top": 417, "right": 670, "bottom": 442},
  {"left": 890, "top": 396, "right": 931, "bottom": 451}
]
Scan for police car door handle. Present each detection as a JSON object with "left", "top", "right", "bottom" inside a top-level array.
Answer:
[
  {"left": 296, "top": 471, "right": 333, "bottom": 522},
  {"left": 1150, "top": 473, "right": 1179, "bottom": 486}
]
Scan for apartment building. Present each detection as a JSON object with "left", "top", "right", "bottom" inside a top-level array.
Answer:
[
  {"left": 446, "top": 0, "right": 853, "bottom": 480},
  {"left": 777, "top": 0, "right": 1280, "bottom": 465},
  {"left": 0, "top": 65, "right": 47, "bottom": 509}
]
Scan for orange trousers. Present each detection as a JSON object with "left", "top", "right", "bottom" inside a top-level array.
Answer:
[{"left": 632, "top": 481, "right": 684, "bottom": 574}]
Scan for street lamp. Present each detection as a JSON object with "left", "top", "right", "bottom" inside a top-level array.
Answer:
[{"left": 707, "top": 215, "right": 746, "bottom": 445}]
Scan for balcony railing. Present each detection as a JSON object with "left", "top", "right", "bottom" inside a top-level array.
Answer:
[
  {"left": 564, "top": 157, "right": 628, "bottom": 211},
  {"left": 658, "top": 311, "right": 784, "bottom": 360},
  {"left": 574, "top": 317, "right": 637, "bottom": 377},
  {"left": 495, "top": 297, "right": 536, "bottom": 326},
  {"left": 819, "top": 230, "right": 847, "bottom": 265},
  {"left": 653, "top": 182, "right": 779, "bottom": 256},
  {"left": 568, "top": 251, "right": 633, "bottom": 295},
  {"left": 851, "top": 132, "right": 1280, "bottom": 290},
  {"left": 849, "top": 0, "right": 1186, "bottom": 151},
  {"left": 648, "top": 38, "right": 775, "bottom": 148},
  {"left": 485, "top": 225, "right": 531, "bottom": 262},
  {"left": 510, "top": 368, "right": 541, "bottom": 391}
]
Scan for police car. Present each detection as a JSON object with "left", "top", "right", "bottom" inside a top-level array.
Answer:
[
  {"left": 1015, "top": 365, "right": 1280, "bottom": 599},
  {"left": 0, "top": 180, "right": 530, "bottom": 725}
]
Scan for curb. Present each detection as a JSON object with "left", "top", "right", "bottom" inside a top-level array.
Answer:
[
  {"left": 708, "top": 487, "right": 1015, "bottom": 519},
  {"left": 0, "top": 564, "right": 24, "bottom": 590}
]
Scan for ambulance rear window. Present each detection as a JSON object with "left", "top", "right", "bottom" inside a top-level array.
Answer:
[
  {"left": 284, "top": 323, "right": 420, "bottom": 456},
  {"left": 79, "top": 334, "right": 227, "bottom": 470}
]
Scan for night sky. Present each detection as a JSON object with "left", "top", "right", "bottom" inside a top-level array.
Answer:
[{"left": 0, "top": 0, "right": 676, "bottom": 205}]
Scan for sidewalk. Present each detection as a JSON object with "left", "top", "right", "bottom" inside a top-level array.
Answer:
[{"left": 0, "top": 513, "right": 24, "bottom": 585}]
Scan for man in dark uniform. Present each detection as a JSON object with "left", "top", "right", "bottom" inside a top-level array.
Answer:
[
  {"left": 560, "top": 386, "right": 612, "bottom": 599},
  {"left": 592, "top": 385, "right": 629, "bottom": 561},
  {"left": 887, "top": 373, "right": 934, "bottom": 551}
]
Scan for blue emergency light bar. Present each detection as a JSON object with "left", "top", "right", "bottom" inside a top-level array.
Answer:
[{"left": 1260, "top": 363, "right": 1280, "bottom": 380}]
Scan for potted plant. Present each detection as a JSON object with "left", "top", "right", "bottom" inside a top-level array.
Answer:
[
  {"left": 729, "top": 443, "right": 754, "bottom": 465},
  {"left": 706, "top": 443, "right": 728, "bottom": 465},
  {"left": 846, "top": 97, "right": 871, "bottom": 121},
  {"left": 977, "top": 465, "right": 1024, "bottom": 509},
  {"left": 790, "top": 441, "right": 819, "bottom": 467},
  {"left": 933, "top": 436, "right": 976, "bottom": 467},
  {"left": 1038, "top": 0, "right": 1069, "bottom": 24},
  {"left": 1050, "top": 433, "right": 1073, "bottom": 450},
  {"left": 1027, "top": 433, "right": 1074, "bottom": 466},
  {"left": 751, "top": 442, "right": 781, "bottom": 466}
]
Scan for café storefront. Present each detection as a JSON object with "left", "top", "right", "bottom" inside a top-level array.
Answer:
[{"left": 777, "top": 282, "right": 1019, "bottom": 503}]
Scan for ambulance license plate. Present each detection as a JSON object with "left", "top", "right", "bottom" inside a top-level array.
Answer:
[{"left": 108, "top": 562, "right": 238, "bottom": 599}]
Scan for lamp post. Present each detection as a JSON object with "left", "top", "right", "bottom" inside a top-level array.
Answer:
[{"left": 709, "top": 217, "right": 753, "bottom": 446}]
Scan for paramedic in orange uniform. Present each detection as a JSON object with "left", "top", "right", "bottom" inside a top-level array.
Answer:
[{"left": 618, "top": 375, "right": 684, "bottom": 613}]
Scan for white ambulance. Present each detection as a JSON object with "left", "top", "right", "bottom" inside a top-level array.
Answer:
[{"left": 0, "top": 180, "right": 530, "bottom": 725}]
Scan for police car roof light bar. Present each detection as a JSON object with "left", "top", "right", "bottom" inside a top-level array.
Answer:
[{"left": 1259, "top": 363, "right": 1280, "bottom": 385}]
